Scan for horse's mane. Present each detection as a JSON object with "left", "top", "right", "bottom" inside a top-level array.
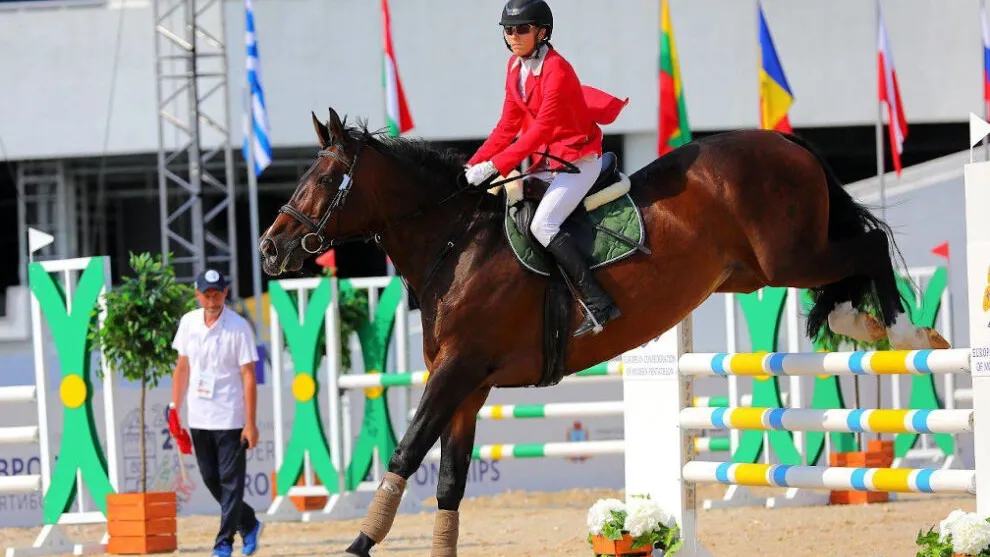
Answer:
[
  {"left": 343, "top": 117, "right": 468, "bottom": 192},
  {"left": 340, "top": 117, "right": 505, "bottom": 260}
]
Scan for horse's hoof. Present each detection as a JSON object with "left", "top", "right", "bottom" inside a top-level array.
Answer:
[
  {"left": 863, "top": 314, "right": 887, "bottom": 341},
  {"left": 925, "top": 328, "right": 952, "bottom": 350},
  {"left": 345, "top": 532, "right": 376, "bottom": 557}
]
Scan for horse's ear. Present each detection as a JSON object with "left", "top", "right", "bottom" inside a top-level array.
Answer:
[
  {"left": 312, "top": 111, "right": 331, "bottom": 148},
  {"left": 327, "top": 107, "right": 346, "bottom": 142}
]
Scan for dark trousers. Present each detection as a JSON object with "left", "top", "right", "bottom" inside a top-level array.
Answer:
[{"left": 190, "top": 429, "right": 259, "bottom": 549}]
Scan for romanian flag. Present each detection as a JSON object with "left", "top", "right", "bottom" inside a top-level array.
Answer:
[
  {"left": 381, "top": 0, "right": 414, "bottom": 136},
  {"left": 658, "top": 0, "right": 691, "bottom": 155},
  {"left": 758, "top": 2, "right": 793, "bottom": 133}
]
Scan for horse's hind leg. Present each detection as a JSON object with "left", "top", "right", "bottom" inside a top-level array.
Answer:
[
  {"left": 768, "top": 229, "right": 950, "bottom": 350},
  {"left": 431, "top": 387, "right": 491, "bottom": 557},
  {"left": 346, "top": 358, "right": 489, "bottom": 557}
]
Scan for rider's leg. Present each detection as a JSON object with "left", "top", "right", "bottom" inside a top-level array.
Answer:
[{"left": 530, "top": 154, "right": 621, "bottom": 337}]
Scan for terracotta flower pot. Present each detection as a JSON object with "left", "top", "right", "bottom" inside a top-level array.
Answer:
[
  {"left": 828, "top": 440, "right": 895, "bottom": 504},
  {"left": 106, "top": 491, "right": 177, "bottom": 554},
  {"left": 590, "top": 533, "right": 652, "bottom": 556}
]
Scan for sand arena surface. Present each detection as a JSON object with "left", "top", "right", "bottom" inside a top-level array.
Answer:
[{"left": 0, "top": 485, "right": 974, "bottom": 556}]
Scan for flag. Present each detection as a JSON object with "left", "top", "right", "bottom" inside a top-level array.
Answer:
[
  {"left": 877, "top": 5, "right": 908, "bottom": 176},
  {"left": 243, "top": 0, "right": 272, "bottom": 176},
  {"left": 28, "top": 228, "right": 54, "bottom": 253},
  {"left": 931, "top": 242, "right": 949, "bottom": 260},
  {"left": 381, "top": 0, "right": 414, "bottom": 136},
  {"left": 982, "top": 1, "right": 990, "bottom": 116},
  {"left": 758, "top": 2, "right": 793, "bottom": 133},
  {"left": 658, "top": 0, "right": 691, "bottom": 155}
]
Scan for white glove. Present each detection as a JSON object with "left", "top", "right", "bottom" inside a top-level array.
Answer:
[{"left": 465, "top": 161, "right": 497, "bottom": 185}]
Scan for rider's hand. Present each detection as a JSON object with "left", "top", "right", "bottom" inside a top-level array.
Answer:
[{"left": 465, "top": 161, "right": 497, "bottom": 185}]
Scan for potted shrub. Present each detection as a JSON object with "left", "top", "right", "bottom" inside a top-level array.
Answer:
[
  {"left": 90, "top": 252, "right": 196, "bottom": 554},
  {"left": 586, "top": 495, "right": 682, "bottom": 557},
  {"left": 916, "top": 510, "right": 990, "bottom": 557}
]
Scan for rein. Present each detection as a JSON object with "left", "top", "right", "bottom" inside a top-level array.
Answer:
[{"left": 276, "top": 137, "right": 583, "bottom": 292}]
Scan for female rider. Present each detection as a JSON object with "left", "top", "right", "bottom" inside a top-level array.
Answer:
[{"left": 464, "top": 0, "right": 628, "bottom": 337}]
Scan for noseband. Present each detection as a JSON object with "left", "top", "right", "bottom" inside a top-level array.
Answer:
[{"left": 278, "top": 140, "right": 365, "bottom": 254}]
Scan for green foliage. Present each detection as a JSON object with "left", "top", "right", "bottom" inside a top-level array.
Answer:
[
  {"left": 90, "top": 252, "right": 196, "bottom": 387},
  {"left": 915, "top": 526, "right": 953, "bottom": 557},
  {"left": 280, "top": 287, "right": 368, "bottom": 370},
  {"left": 587, "top": 495, "right": 682, "bottom": 556}
]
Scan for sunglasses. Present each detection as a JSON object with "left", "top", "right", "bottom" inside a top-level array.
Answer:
[{"left": 502, "top": 24, "right": 534, "bottom": 36}]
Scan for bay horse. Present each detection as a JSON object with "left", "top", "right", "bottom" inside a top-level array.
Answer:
[{"left": 259, "top": 107, "right": 949, "bottom": 556}]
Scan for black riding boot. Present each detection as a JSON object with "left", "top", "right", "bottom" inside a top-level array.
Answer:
[{"left": 546, "top": 231, "right": 621, "bottom": 337}]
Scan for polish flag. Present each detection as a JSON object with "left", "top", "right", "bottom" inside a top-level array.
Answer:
[{"left": 877, "top": 7, "right": 908, "bottom": 176}]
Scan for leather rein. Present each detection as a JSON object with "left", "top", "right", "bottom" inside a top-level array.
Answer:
[{"left": 276, "top": 137, "right": 581, "bottom": 290}]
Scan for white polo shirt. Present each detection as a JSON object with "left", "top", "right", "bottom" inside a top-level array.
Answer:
[{"left": 171, "top": 306, "right": 258, "bottom": 430}]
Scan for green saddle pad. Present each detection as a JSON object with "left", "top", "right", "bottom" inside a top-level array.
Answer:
[{"left": 504, "top": 194, "right": 645, "bottom": 277}]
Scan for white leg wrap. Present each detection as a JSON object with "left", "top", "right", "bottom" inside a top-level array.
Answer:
[
  {"left": 826, "top": 302, "right": 885, "bottom": 343},
  {"left": 887, "top": 312, "right": 925, "bottom": 350}
]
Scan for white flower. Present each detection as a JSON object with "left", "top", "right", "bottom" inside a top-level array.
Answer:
[
  {"left": 587, "top": 498, "right": 626, "bottom": 536},
  {"left": 624, "top": 497, "right": 674, "bottom": 537},
  {"left": 949, "top": 514, "right": 990, "bottom": 556},
  {"left": 940, "top": 509, "right": 969, "bottom": 542}
]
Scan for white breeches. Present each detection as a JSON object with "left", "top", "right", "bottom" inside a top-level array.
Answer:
[{"left": 529, "top": 154, "right": 602, "bottom": 247}]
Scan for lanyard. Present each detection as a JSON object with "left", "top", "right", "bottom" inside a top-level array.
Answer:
[{"left": 200, "top": 311, "right": 225, "bottom": 369}]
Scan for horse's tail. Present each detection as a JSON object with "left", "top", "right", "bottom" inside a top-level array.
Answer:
[{"left": 778, "top": 132, "right": 907, "bottom": 340}]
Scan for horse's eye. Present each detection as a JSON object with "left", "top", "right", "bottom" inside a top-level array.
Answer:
[{"left": 317, "top": 175, "right": 335, "bottom": 188}]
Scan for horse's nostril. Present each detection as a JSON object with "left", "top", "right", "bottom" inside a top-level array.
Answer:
[{"left": 259, "top": 238, "right": 277, "bottom": 257}]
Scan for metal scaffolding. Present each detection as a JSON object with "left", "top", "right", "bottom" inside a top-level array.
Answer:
[
  {"left": 16, "top": 161, "right": 76, "bottom": 286},
  {"left": 153, "top": 0, "right": 239, "bottom": 296}
]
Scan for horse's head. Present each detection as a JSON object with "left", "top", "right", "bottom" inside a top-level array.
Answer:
[{"left": 260, "top": 108, "right": 376, "bottom": 275}]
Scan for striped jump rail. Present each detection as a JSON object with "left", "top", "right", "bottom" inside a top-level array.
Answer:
[
  {"left": 680, "top": 407, "right": 974, "bottom": 434},
  {"left": 338, "top": 361, "right": 623, "bottom": 390},
  {"left": 692, "top": 393, "right": 788, "bottom": 408},
  {"left": 680, "top": 349, "right": 971, "bottom": 377},
  {"left": 693, "top": 436, "right": 730, "bottom": 452},
  {"left": 424, "top": 440, "right": 624, "bottom": 462},
  {"left": 405, "top": 401, "right": 624, "bottom": 421},
  {"left": 683, "top": 461, "right": 977, "bottom": 494}
]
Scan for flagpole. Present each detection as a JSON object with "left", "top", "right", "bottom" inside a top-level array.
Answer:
[
  {"left": 876, "top": 0, "right": 886, "bottom": 222},
  {"left": 245, "top": 59, "right": 264, "bottom": 342},
  {"left": 873, "top": 0, "right": 886, "bottom": 444}
]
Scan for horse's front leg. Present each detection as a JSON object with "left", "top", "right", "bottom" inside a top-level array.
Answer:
[
  {"left": 345, "top": 357, "right": 489, "bottom": 557},
  {"left": 432, "top": 387, "right": 491, "bottom": 557}
]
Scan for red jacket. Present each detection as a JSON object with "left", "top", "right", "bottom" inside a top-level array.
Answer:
[{"left": 467, "top": 47, "right": 628, "bottom": 177}]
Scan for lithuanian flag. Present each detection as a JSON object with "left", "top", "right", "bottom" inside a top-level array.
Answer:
[
  {"left": 658, "top": 0, "right": 691, "bottom": 155},
  {"left": 758, "top": 2, "right": 793, "bottom": 132}
]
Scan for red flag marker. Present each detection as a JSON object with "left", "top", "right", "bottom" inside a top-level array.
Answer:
[{"left": 931, "top": 242, "right": 949, "bottom": 260}]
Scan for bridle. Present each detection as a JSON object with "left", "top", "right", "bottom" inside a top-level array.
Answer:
[
  {"left": 275, "top": 135, "right": 583, "bottom": 292},
  {"left": 277, "top": 139, "right": 368, "bottom": 255},
  {"left": 277, "top": 132, "right": 581, "bottom": 253}
]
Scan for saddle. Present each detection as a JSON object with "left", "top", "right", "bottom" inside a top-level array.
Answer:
[
  {"left": 500, "top": 152, "right": 629, "bottom": 225},
  {"left": 493, "top": 152, "right": 649, "bottom": 388}
]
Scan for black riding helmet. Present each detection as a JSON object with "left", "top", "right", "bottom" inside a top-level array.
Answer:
[{"left": 500, "top": 0, "right": 553, "bottom": 53}]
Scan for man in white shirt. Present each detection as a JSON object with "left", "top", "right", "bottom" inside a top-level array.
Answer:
[{"left": 169, "top": 269, "right": 262, "bottom": 557}]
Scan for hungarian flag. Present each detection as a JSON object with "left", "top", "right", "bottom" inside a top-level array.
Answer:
[
  {"left": 381, "top": 0, "right": 413, "bottom": 136},
  {"left": 658, "top": 0, "right": 691, "bottom": 155},
  {"left": 877, "top": 6, "right": 907, "bottom": 176}
]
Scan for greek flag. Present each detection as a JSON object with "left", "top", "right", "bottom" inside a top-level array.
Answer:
[{"left": 243, "top": 0, "right": 271, "bottom": 176}]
